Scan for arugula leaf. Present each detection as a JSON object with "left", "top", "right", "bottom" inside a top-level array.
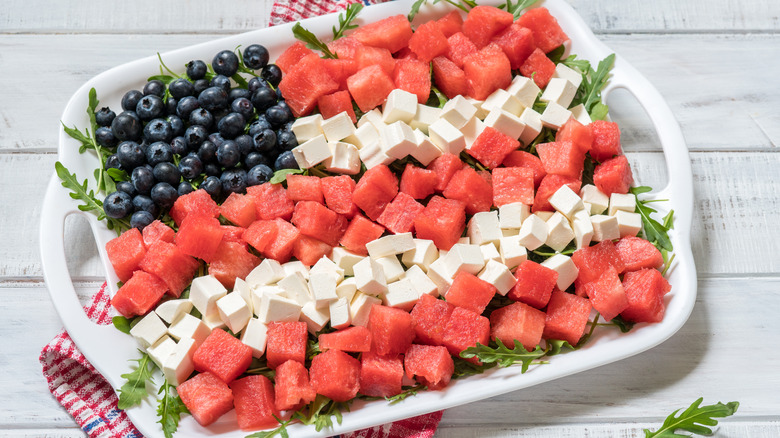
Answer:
[
  {"left": 583, "top": 53, "right": 615, "bottom": 117},
  {"left": 451, "top": 356, "right": 496, "bottom": 379},
  {"left": 590, "top": 102, "right": 610, "bottom": 121},
  {"left": 385, "top": 383, "right": 427, "bottom": 404},
  {"left": 460, "top": 339, "right": 547, "bottom": 372},
  {"left": 112, "top": 316, "right": 132, "bottom": 334},
  {"left": 87, "top": 87, "right": 99, "bottom": 135},
  {"left": 270, "top": 168, "right": 305, "bottom": 185},
  {"left": 117, "top": 351, "right": 155, "bottom": 409},
  {"left": 501, "top": 0, "right": 540, "bottom": 20},
  {"left": 545, "top": 339, "right": 576, "bottom": 356},
  {"left": 333, "top": 3, "right": 363, "bottom": 40},
  {"left": 408, "top": 0, "right": 427, "bottom": 21},
  {"left": 55, "top": 162, "right": 130, "bottom": 232},
  {"left": 630, "top": 186, "right": 674, "bottom": 253},
  {"left": 611, "top": 315, "right": 635, "bottom": 333},
  {"left": 292, "top": 23, "right": 338, "bottom": 59},
  {"left": 293, "top": 395, "right": 352, "bottom": 432},
  {"left": 408, "top": 0, "right": 475, "bottom": 21},
  {"left": 157, "top": 381, "right": 190, "bottom": 438},
  {"left": 246, "top": 415, "right": 292, "bottom": 438},
  {"left": 643, "top": 398, "right": 739, "bottom": 437},
  {"left": 562, "top": 54, "right": 591, "bottom": 73}
]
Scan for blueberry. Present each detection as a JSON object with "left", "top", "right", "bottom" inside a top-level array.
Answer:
[
  {"left": 247, "top": 76, "right": 267, "bottom": 93},
  {"left": 249, "top": 116, "right": 273, "bottom": 136},
  {"left": 95, "top": 107, "right": 116, "bottom": 127},
  {"left": 217, "top": 112, "right": 246, "bottom": 139},
  {"left": 247, "top": 164, "right": 274, "bottom": 186},
  {"left": 244, "top": 151, "right": 270, "bottom": 169},
  {"left": 189, "top": 108, "right": 214, "bottom": 129},
  {"left": 216, "top": 140, "right": 241, "bottom": 168},
  {"left": 116, "top": 181, "right": 137, "bottom": 197},
  {"left": 116, "top": 141, "right": 145, "bottom": 169},
  {"left": 184, "top": 125, "right": 209, "bottom": 149},
  {"left": 146, "top": 141, "right": 173, "bottom": 166},
  {"left": 179, "top": 154, "right": 204, "bottom": 180},
  {"left": 168, "top": 78, "right": 195, "bottom": 99},
  {"left": 204, "top": 162, "right": 221, "bottom": 177},
  {"left": 167, "top": 115, "right": 185, "bottom": 137},
  {"left": 136, "top": 95, "right": 165, "bottom": 121},
  {"left": 130, "top": 210, "right": 155, "bottom": 230},
  {"left": 276, "top": 87, "right": 284, "bottom": 100},
  {"left": 197, "top": 140, "right": 217, "bottom": 163},
  {"left": 253, "top": 128, "right": 277, "bottom": 153},
  {"left": 193, "top": 78, "right": 210, "bottom": 95},
  {"left": 229, "top": 88, "right": 252, "bottom": 102},
  {"left": 261, "top": 64, "right": 282, "bottom": 87},
  {"left": 277, "top": 101, "right": 294, "bottom": 120},
  {"left": 210, "top": 75, "right": 232, "bottom": 93},
  {"left": 153, "top": 162, "right": 181, "bottom": 186},
  {"left": 131, "top": 166, "right": 155, "bottom": 195},
  {"left": 231, "top": 97, "right": 255, "bottom": 122},
  {"left": 95, "top": 126, "right": 118, "bottom": 148},
  {"left": 176, "top": 96, "right": 200, "bottom": 119},
  {"left": 220, "top": 168, "right": 248, "bottom": 194},
  {"left": 208, "top": 133, "right": 226, "bottom": 148},
  {"left": 170, "top": 136, "right": 189, "bottom": 155},
  {"left": 105, "top": 154, "right": 122, "bottom": 171},
  {"left": 165, "top": 97, "right": 178, "bottom": 116},
  {"left": 274, "top": 150, "right": 299, "bottom": 170},
  {"left": 178, "top": 181, "right": 195, "bottom": 196},
  {"left": 212, "top": 50, "right": 240, "bottom": 77},
  {"left": 143, "top": 118, "right": 173, "bottom": 143},
  {"left": 104, "top": 191, "right": 133, "bottom": 218},
  {"left": 121, "top": 90, "right": 143, "bottom": 111},
  {"left": 198, "top": 86, "right": 229, "bottom": 112},
  {"left": 243, "top": 44, "right": 270, "bottom": 70},
  {"left": 143, "top": 80, "right": 166, "bottom": 97},
  {"left": 186, "top": 60, "right": 208, "bottom": 80},
  {"left": 132, "top": 194, "right": 159, "bottom": 217},
  {"left": 111, "top": 111, "right": 142, "bottom": 141},
  {"left": 251, "top": 87, "right": 277, "bottom": 113},
  {"left": 265, "top": 105, "right": 289, "bottom": 128},
  {"left": 151, "top": 182, "right": 178, "bottom": 209},
  {"left": 201, "top": 176, "right": 222, "bottom": 200},
  {"left": 235, "top": 134, "right": 254, "bottom": 156},
  {"left": 276, "top": 129, "right": 298, "bottom": 151}
]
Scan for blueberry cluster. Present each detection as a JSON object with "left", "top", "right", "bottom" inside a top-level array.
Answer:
[{"left": 98, "top": 45, "right": 300, "bottom": 229}]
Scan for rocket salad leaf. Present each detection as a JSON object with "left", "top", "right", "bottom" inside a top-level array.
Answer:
[
  {"left": 157, "top": 381, "right": 190, "bottom": 438},
  {"left": 643, "top": 397, "right": 739, "bottom": 437},
  {"left": 117, "top": 351, "right": 155, "bottom": 409},
  {"left": 460, "top": 339, "right": 547, "bottom": 372},
  {"left": 332, "top": 3, "right": 363, "bottom": 40}
]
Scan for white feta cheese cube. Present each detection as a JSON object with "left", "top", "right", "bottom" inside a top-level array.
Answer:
[
  {"left": 353, "top": 257, "right": 388, "bottom": 296},
  {"left": 580, "top": 184, "right": 609, "bottom": 215},
  {"left": 507, "top": 75, "right": 541, "bottom": 108},
  {"left": 499, "top": 234, "right": 528, "bottom": 269},
  {"left": 250, "top": 285, "right": 286, "bottom": 314},
  {"left": 545, "top": 212, "right": 575, "bottom": 252},
  {"left": 147, "top": 335, "right": 177, "bottom": 369},
  {"left": 167, "top": 313, "right": 210, "bottom": 346},
  {"left": 615, "top": 210, "right": 642, "bottom": 237},
  {"left": 518, "top": 108, "right": 543, "bottom": 145},
  {"left": 502, "top": 228, "right": 520, "bottom": 237},
  {"left": 541, "top": 101, "right": 572, "bottom": 130},
  {"left": 541, "top": 254, "right": 579, "bottom": 291},
  {"left": 359, "top": 140, "right": 394, "bottom": 169},
  {"left": 346, "top": 122, "right": 380, "bottom": 150},
  {"left": 553, "top": 63, "right": 583, "bottom": 88},
  {"left": 409, "top": 104, "right": 442, "bottom": 134},
  {"left": 241, "top": 318, "right": 268, "bottom": 357},
  {"left": 282, "top": 260, "right": 309, "bottom": 279},
  {"left": 321, "top": 112, "right": 356, "bottom": 142},
  {"left": 380, "top": 121, "right": 418, "bottom": 160},
  {"left": 349, "top": 292, "right": 382, "bottom": 327},
  {"left": 442, "top": 244, "right": 485, "bottom": 277},
  {"left": 467, "top": 211, "right": 502, "bottom": 245},
  {"left": 591, "top": 214, "right": 621, "bottom": 242},
  {"left": 478, "top": 259, "right": 517, "bottom": 296},
  {"left": 540, "top": 78, "right": 578, "bottom": 108},
  {"left": 401, "top": 238, "right": 439, "bottom": 271},
  {"left": 202, "top": 311, "right": 227, "bottom": 331},
  {"left": 480, "top": 242, "right": 502, "bottom": 264},
  {"left": 162, "top": 337, "right": 197, "bottom": 386},
  {"left": 291, "top": 114, "right": 324, "bottom": 143},
  {"left": 336, "top": 277, "right": 358, "bottom": 302},
  {"left": 382, "top": 89, "right": 418, "bottom": 124},
  {"left": 463, "top": 96, "right": 489, "bottom": 120},
  {"left": 292, "top": 134, "right": 332, "bottom": 168},
  {"left": 483, "top": 109, "right": 526, "bottom": 140},
  {"left": 549, "top": 184, "right": 584, "bottom": 220},
  {"left": 232, "top": 278, "right": 254, "bottom": 314},
  {"left": 217, "top": 292, "right": 252, "bottom": 334},
  {"left": 410, "top": 129, "right": 443, "bottom": 166},
  {"left": 461, "top": 116, "right": 487, "bottom": 149},
  {"left": 401, "top": 264, "right": 439, "bottom": 297},
  {"left": 245, "top": 258, "right": 285, "bottom": 289},
  {"left": 300, "top": 301, "right": 330, "bottom": 333},
  {"left": 155, "top": 299, "right": 193, "bottom": 325},
  {"left": 499, "top": 202, "right": 531, "bottom": 229},
  {"left": 366, "top": 232, "right": 416, "bottom": 259},
  {"left": 311, "top": 255, "right": 345, "bottom": 281},
  {"left": 517, "top": 215, "right": 548, "bottom": 251},
  {"left": 277, "top": 272, "right": 312, "bottom": 306},
  {"left": 357, "top": 108, "right": 383, "bottom": 129},
  {"left": 330, "top": 247, "right": 365, "bottom": 277},
  {"left": 324, "top": 141, "right": 361, "bottom": 175},
  {"left": 382, "top": 278, "right": 421, "bottom": 311},
  {"left": 573, "top": 214, "right": 594, "bottom": 250},
  {"left": 189, "top": 275, "right": 227, "bottom": 319},
  {"left": 608, "top": 193, "right": 637, "bottom": 216},
  {"left": 426, "top": 258, "right": 454, "bottom": 296},
  {"left": 534, "top": 210, "right": 555, "bottom": 222},
  {"left": 329, "top": 297, "right": 352, "bottom": 330},
  {"left": 376, "top": 255, "right": 405, "bottom": 282},
  {"left": 308, "top": 271, "right": 339, "bottom": 309},
  {"left": 130, "top": 312, "right": 168, "bottom": 349},
  {"left": 570, "top": 103, "right": 592, "bottom": 125},
  {"left": 440, "top": 95, "right": 478, "bottom": 129},
  {"left": 255, "top": 293, "right": 302, "bottom": 324},
  {"left": 428, "top": 118, "right": 466, "bottom": 155},
  {"left": 482, "top": 89, "right": 524, "bottom": 116}
]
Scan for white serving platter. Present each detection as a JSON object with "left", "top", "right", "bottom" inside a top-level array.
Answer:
[{"left": 40, "top": 0, "right": 697, "bottom": 436}]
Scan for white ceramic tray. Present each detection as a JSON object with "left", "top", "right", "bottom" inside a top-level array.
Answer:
[{"left": 40, "top": 0, "right": 697, "bottom": 436}]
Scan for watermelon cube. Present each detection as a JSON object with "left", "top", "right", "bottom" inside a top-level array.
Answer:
[
  {"left": 177, "top": 372, "right": 234, "bottom": 427},
  {"left": 292, "top": 235, "right": 333, "bottom": 267},
  {"left": 583, "top": 266, "right": 629, "bottom": 321},
  {"left": 400, "top": 163, "right": 438, "bottom": 200},
  {"left": 468, "top": 126, "right": 520, "bottom": 169},
  {"left": 508, "top": 260, "right": 558, "bottom": 309},
  {"left": 140, "top": 241, "right": 199, "bottom": 298},
  {"left": 242, "top": 220, "right": 278, "bottom": 254},
  {"left": 208, "top": 240, "right": 260, "bottom": 289},
  {"left": 321, "top": 175, "right": 359, "bottom": 218},
  {"left": 347, "top": 64, "right": 395, "bottom": 113},
  {"left": 263, "top": 218, "right": 301, "bottom": 263},
  {"left": 543, "top": 289, "right": 592, "bottom": 345},
  {"left": 368, "top": 304, "right": 415, "bottom": 356},
  {"left": 142, "top": 220, "right": 176, "bottom": 248},
  {"left": 318, "top": 90, "right": 357, "bottom": 124},
  {"left": 413, "top": 195, "right": 466, "bottom": 250},
  {"left": 377, "top": 192, "right": 425, "bottom": 234},
  {"left": 442, "top": 167, "right": 493, "bottom": 215},
  {"left": 489, "top": 301, "right": 546, "bottom": 351},
  {"left": 352, "top": 164, "right": 399, "bottom": 221},
  {"left": 276, "top": 41, "right": 315, "bottom": 74},
  {"left": 106, "top": 228, "right": 146, "bottom": 282},
  {"left": 286, "top": 174, "right": 324, "bottom": 204},
  {"left": 445, "top": 32, "right": 478, "bottom": 68},
  {"left": 516, "top": 7, "right": 569, "bottom": 53},
  {"left": 491, "top": 22, "right": 536, "bottom": 69},
  {"left": 409, "top": 21, "right": 449, "bottom": 63},
  {"left": 339, "top": 214, "right": 385, "bottom": 256},
  {"left": 533, "top": 174, "right": 581, "bottom": 212},
  {"left": 229, "top": 375, "right": 278, "bottom": 430},
  {"left": 393, "top": 58, "right": 431, "bottom": 104},
  {"left": 432, "top": 56, "right": 468, "bottom": 99},
  {"left": 169, "top": 189, "right": 219, "bottom": 226},
  {"left": 111, "top": 270, "right": 167, "bottom": 317},
  {"left": 349, "top": 14, "right": 413, "bottom": 53},
  {"left": 328, "top": 36, "right": 364, "bottom": 59},
  {"left": 445, "top": 271, "right": 496, "bottom": 315},
  {"left": 462, "top": 5, "right": 514, "bottom": 48},
  {"left": 359, "top": 351, "right": 404, "bottom": 397},
  {"left": 278, "top": 54, "right": 340, "bottom": 117},
  {"left": 571, "top": 240, "right": 626, "bottom": 285},
  {"left": 620, "top": 268, "right": 671, "bottom": 323},
  {"left": 502, "top": 150, "right": 547, "bottom": 187},
  {"left": 536, "top": 140, "right": 585, "bottom": 180},
  {"left": 274, "top": 360, "right": 316, "bottom": 412},
  {"left": 442, "top": 306, "right": 491, "bottom": 362},
  {"left": 556, "top": 119, "right": 593, "bottom": 155},
  {"left": 520, "top": 48, "right": 555, "bottom": 88},
  {"left": 291, "top": 201, "right": 348, "bottom": 247},
  {"left": 309, "top": 349, "right": 361, "bottom": 402},
  {"left": 355, "top": 45, "right": 396, "bottom": 75},
  {"left": 193, "top": 328, "right": 253, "bottom": 383},
  {"left": 436, "top": 10, "right": 464, "bottom": 37},
  {"left": 319, "top": 326, "right": 373, "bottom": 352},
  {"left": 175, "top": 214, "right": 225, "bottom": 263},
  {"left": 220, "top": 192, "right": 257, "bottom": 228},
  {"left": 321, "top": 58, "right": 359, "bottom": 91},
  {"left": 404, "top": 344, "right": 454, "bottom": 390},
  {"left": 246, "top": 182, "right": 295, "bottom": 221},
  {"left": 220, "top": 225, "right": 246, "bottom": 245},
  {"left": 266, "top": 321, "right": 308, "bottom": 369},
  {"left": 589, "top": 120, "right": 622, "bottom": 162},
  {"left": 410, "top": 294, "right": 456, "bottom": 346},
  {"left": 594, "top": 155, "right": 634, "bottom": 195},
  {"left": 463, "top": 43, "right": 512, "bottom": 100},
  {"left": 615, "top": 236, "right": 664, "bottom": 272},
  {"left": 492, "top": 166, "right": 535, "bottom": 206}
]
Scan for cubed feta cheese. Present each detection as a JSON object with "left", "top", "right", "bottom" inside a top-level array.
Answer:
[
  {"left": 330, "top": 247, "right": 365, "bottom": 276},
  {"left": 382, "top": 89, "right": 418, "bottom": 124},
  {"left": 499, "top": 202, "right": 531, "bottom": 229},
  {"left": 517, "top": 214, "right": 548, "bottom": 250},
  {"left": 534, "top": 210, "right": 555, "bottom": 222},
  {"left": 426, "top": 257, "right": 454, "bottom": 296},
  {"left": 461, "top": 117, "right": 487, "bottom": 149},
  {"left": 162, "top": 337, "right": 197, "bottom": 386},
  {"left": 349, "top": 292, "right": 382, "bottom": 327},
  {"left": 232, "top": 278, "right": 254, "bottom": 314},
  {"left": 410, "top": 129, "right": 443, "bottom": 166},
  {"left": 241, "top": 318, "right": 268, "bottom": 358},
  {"left": 541, "top": 101, "right": 572, "bottom": 130},
  {"left": 507, "top": 75, "right": 541, "bottom": 108},
  {"left": 549, "top": 184, "right": 584, "bottom": 220},
  {"left": 401, "top": 238, "right": 439, "bottom": 271},
  {"left": 442, "top": 244, "right": 485, "bottom": 277},
  {"left": 552, "top": 63, "right": 583, "bottom": 88},
  {"left": 311, "top": 254, "right": 345, "bottom": 281},
  {"left": 291, "top": 114, "right": 323, "bottom": 143},
  {"left": 573, "top": 214, "right": 594, "bottom": 250},
  {"left": 379, "top": 121, "right": 417, "bottom": 160},
  {"left": 202, "top": 311, "right": 227, "bottom": 331},
  {"left": 467, "top": 210, "right": 502, "bottom": 245},
  {"left": 255, "top": 293, "right": 302, "bottom": 324},
  {"left": 324, "top": 141, "right": 361, "bottom": 175},
  {"left": 346, "top": 122, "right": 380, "bottom": 150},
  {"left": 250, "top": 285, "right": 285, "bottom": 314},
  {"left": 382, "top": 277, "right": 421, "bottom": 311},
  {"left": 291, "top": 134, "right": 332, "bottom": 168},
  {"left": 245, "top": 258, "right": 285, "bottom": 289},
  {"left": 480, "top": 242, "right": 502, "bottom": 264},
  {"left": 359, "top": 140, "right": 395, "bottom": 169},
  {"left": 300, "top": 301, "right": 330, "bottom": 333},
  {"left": 482, "top": 89, "right": 524, "bottom": 116},
  {"left": 478, "top": 259, "right": 517, "bottom": 296},
  {"left": 217, "top": 292, "right": 252, "bottom": 334},
  {"left": 591, "top": 214, "right": 620, "bottom": 242},
  {"left": 329, "top": 297, "right": 352, "bottom": 330},
  {"left": 463, "top": 96, "right": 489, "bottom": 120},
  {"left": 155, "top": 298, "right": 193, "bottom": 325},
  {"left": 277, "top": 272, "right": 312, "bottom": 306},
  {"left": 483, "top": 109, "right": 527, "bottom": 140},
  {"left": 545, "top": 212, "right": 575, "bottom": 252},
  {"left": 541, "top": 254, "right": 579, "bottom": 291},
  {"left": 440, "top": 95, "right": 478, "bottom": 129},
  {"left": 401, "top": 264, "right": 439, "bottom": 297},
  {"left": 189, "top": 275, "right": 227, "bottom": 318},
  {"left": 518, "top": 108, "right": 543, "bottom": 145},
  {"left": 167, "top": 313, "right": 210, "bottom": 346},
  {"left": 499, "top": 234, "right": 528, "bottom": 269},
  {"left": 130, "top": 312, "right": 168, "bottom": 349},
  {"left": 282, "top": 260, "right": 309, "bottom": 279},
  {"left": 580, "top": 184, "right": 609, "bottom": 215},
  {"left": 353, "top": 257, "right": 388, "bottom": 296},
  {"left": 376, "top": 255, "right": 405, "bottom": 282},
  {"left": 608, "top": 193, "right": 637, "bottom": 216},
  {"left": 366, "top": 232, "right": 416, "bottom": 259},
  {"left": 615, "top": 210, "right": 642, "bottom": 237},
  {"left": 336, "top": 277, "right": 358, "bottom": 302},
  {"left": 428, "top": 118, "right": 466, "bottom": 155},
  {"left": 570, "top": 103, "right": 592, "bottom": 125},
  {"left": 540, "top": 78, "right": 578, "bottom": 108},
  {"left": 147, "top": 335, "right": 177, "bottom": 369},
  {"left": 409, "top": 104, "right": 442, "bottom": 134},
  {"left": 321, "top": 112, "right": 356, "bottom": 142},
  {"left": 308, "top": 271, "right": 339, "bottom": 309},
  {"left": 357, "top": 108, "right": 383, "bottom": 129}
]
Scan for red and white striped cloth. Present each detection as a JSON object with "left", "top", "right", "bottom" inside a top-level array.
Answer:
[{"left": 269, "top": 0, "right": 392, "bottom": 26}]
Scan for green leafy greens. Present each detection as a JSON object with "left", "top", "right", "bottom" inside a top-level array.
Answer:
[
  {"left": 630, "top": 186, "right": 674, "bottom": 254},
  {"left": 332, "top": 3, "right": 363, "bottom": 40},
  {"left": 408, "top": 0, "right": 477, "bottom": 21},
  {"left": 643, "top": 397, "right": 739, "bottom": 437},
  {"left": 245, "top": 416, "right": 293, "bottom": 438},
  {"left": 566, "top": 53, "right": 616, "bottom": 121},
  {"left": 292, "top": 395, "right": 352, "bottom": 432},
  {"left": 117, "top": 351, "right": 155, "bottom": 410},
  {"left": 55, "top": 161, "right": 130, "bottom": 232},
  {"left": 157, "top": 381, "right": 190, "bottom": 438},
  {"left": 292, "top": 23, "right": 338, "bottom": 59},
  {"left": 498, "top": 0, "right": 540, "bottom": 20},
  {"left": 460, "top": 339, "right": 547, "bottom": 372}
]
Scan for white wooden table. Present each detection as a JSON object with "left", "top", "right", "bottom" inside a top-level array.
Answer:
[{"left": 1, "top": 0, "right": 778, "bottom": 436}]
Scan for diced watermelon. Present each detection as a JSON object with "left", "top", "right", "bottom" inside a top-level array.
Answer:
[
  {"left": 583, "top": 266, "right": 628, "bottom": 321},
  {"left": 328, "top": 36, "right": 364, "bottom": 59},
  {"left": 615, "top": 236, "right": 664, "bottom": 271},
  {"left": 273, "top": 360, "right": 316, "bottom": 412},
  {"left": 292, "top": 235, "right": 333, "bottom": 267},
  {"left": 208, "top": 240, "right": 260, "bottom": 289},
  {"left": 193, "top": 328, "right": 253, "bottom": 383},
  {"left": 347, "top": 64, "right": 396, "bottom": 113},
  {"left": 436, "top": 10, "right": 464, "bottom": 37},
  {"left": 508, "top": 260, "right": 558, "bottom": 309},
  {"left": 492, "top": 166, "right": 535, "bottom": 206},
  {"left": 169, "top": 189, "right": 219, "bottom": 226},
  {"left": 413, "top": 195, "right": 466, "bottom": 250},
  {"left": 220, "top": 192, "right": 257, "bottom": 228},
  {"left": 409, "top": 21, "right": 449, "bottom": 63},
  {"left": 242, "top": 220, "right": 277, "bottom": 254},
  {"left": 463, "top": 43, "right": 512, "bottom": 100},
  {"left": 349, "top": 14, "right": 413, "bottom": 53},
  {"left": 352, "top": 164, "right": 399, "bottom": 221},
  {"left": 489, "top": 301, "right": 546, "bottom": 350},
  {"left": 445, "top": 271, "right": 497, "bottom": 314},
  {"left": 141, "top": 220, "right": 176, "bottom": 248},
  {"left": 556, "top": 119, "right": 593, "bottom": 155},
  {"left": 533, "top": 174, "right": 581, "bottom": 212},
  {"left": 443, "top": 167, "right": 493, "bottom": 215},
  {"left": 309, "top": 349, "right": 361, "bottom": 402},
  {"left": 321, "top": 175, "right": 359, "bottom": 218},
  {"left": 279, "top": 54, "right": 340, "bottom": 117},
  {"left": 431, "top": 56, "right": 468, "bottom": 99},
  {"left": 291, "top": 201, "right": 348, "bottom": 247},
  {"left": 404, "top": 344, "right": 454, "bottom": 390},
  {"left": 491, "top": 22, "right": 536, "bottom": 69},
  {"left": 111, "top": 270, "right": 168, "bottom": 317},
  {"left": 394, "top": 46, "right": 417, "bottom": 60},
  {"left": 400, "top": 163, "right": 437, "bottom": 200},
  {"left": 355, "top": 45, "right": 396, "bottom": 75},
  {"left": 286, "top": 174, "right": 324, "bottom": 204},
  {"left": 516, "top": 7, "right": 569, "bottom": 53},
  {"left": 571, "top": 240, "right": 626, "bottom": 285},
  {"left": 359, "top": 351, "right": 404, "bottom": 397},
  {"left": 220, "top": 225, "right": 246, "bottom": 245},
  {"left": 139, "top": 241, "right": 199, "bottom": 298},
  {"left": 502, "top": 150, "right": 547, "bottom": 187},
  {"left": 542, "top": 289, "right": 592, "bottom": 345},
  {"left": 445, "top": 32, "right": 478, "bottom": 68},
  {"left": 339, "top": 214, "right": 385, "bottom": 256},
  {"left": 175, "top": 214, "right": 225, "bottom": 263},
  {"left": 317, "top": 91, "right": 358, "bottom": 124},
  {"left": 246, "top": 182, "right": 295, "bottom": 221},
  {"left": 229, "top": 375, "right": 278, "bottom": 430},
  {"left": 266, "top": 321, "right": 308, "bottom": 369},
  {"left": 442, "top": 306, "right": 491, "bottom": 362},
  {"left": 393, "top": 58, "right": 431, "bottom": 104},
  {"left": 368, "top": 304, "right": 415, "bottom": 356},
  {"left": 468, "top": 126, "right": 520, "bottom": 169},
  {"left": 276, "top": 41, "right": 315, "bottom": 73},
  {"left": 177, "top": 372, "right": 234, "bottom": 427},
  {"left": 263, "top": 219, "right": 301, "bottom": 263},
  {"left": 536, "top": 140, "right": 585, "bottom": 180},
  {"left": 377, "top": 192, "right": 425, "bottom": 234},
  {"left": 462, "top": 5, "right": 514, "bottom": 48},
  {"left": 410, "top": 294, "right": 455, "bottom": 346},
  {"left": 620, "top": 268, "right": 671, "bottom": 323},
  {"left": 589, "top": 120, "right": 623, "bottom": 162},
  {"left": 319, "top": 326, "right": 372, "bottom": 352},
  {"left": 106, "top": 228, "right": 146, "bottom": 282},
  {"left": 427, "top": 153, "right": 464, "bottom": 192},
  {"left": 594, "top": 155, "right": 634, "bottom": 195},
  {"left": 519, "top": 47, "right": 555, "bottom": 88},
  {"left": 321, "top": 58, "right": 359, "bottom": 91}
]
